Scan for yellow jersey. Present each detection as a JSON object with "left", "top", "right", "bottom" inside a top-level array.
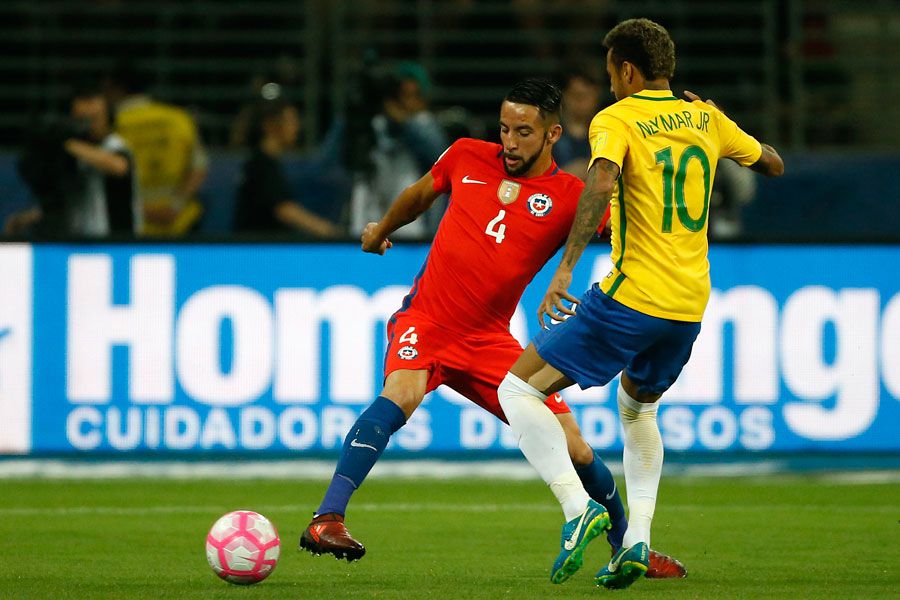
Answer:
[
  {"left": 589, "top": 89, "right": 762, "bottom": 321},
  {"left": 115, "top": 96, "right": 209, "bottom": 236}
]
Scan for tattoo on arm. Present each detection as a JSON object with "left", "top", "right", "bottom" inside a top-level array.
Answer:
[{"left": 560, "top": 159, "right": 618, "bottom": 270}]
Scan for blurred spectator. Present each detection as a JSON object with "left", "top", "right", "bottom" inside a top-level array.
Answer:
[
  {"left": 229, "top": 55, "right": 304, "bottom": 148},
  {"left": 709, "top": 158, "right": 758, "bottom": 239},
  {"left": 104, "top": 63, "right": 208, "bottom": 236},
  {"left": 348, "top": 61, "right": 449, "bottom": 239},
  {"left": 554, "top": 65, "right": 605, "bottom": 180},
  {"left": 9, "top": 83, "right": 136, "bottom": 237},
  {"left": 233, "top": 99, "right": 342, "bottom": 237}
]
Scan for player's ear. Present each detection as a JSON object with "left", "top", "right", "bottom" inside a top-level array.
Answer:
[
  {"left": 546, "top": 122, "right": 563, "bottom": 144},
  {"left": 621, "top": 61, "right": 634, "bottom": 85}
]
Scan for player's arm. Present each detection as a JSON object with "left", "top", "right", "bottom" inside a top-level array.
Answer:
[
  {"left": 539, "top": 158, "right": 619, "bottom": 328},
  {"left": 684, "top": 90, "right": 784, "bottom": 178},
  {"left": 361, "top": 171, "right": 442, "bottom": 255},
  {"left": 748, "top": 143, "right": 784, "bottom": 177}
]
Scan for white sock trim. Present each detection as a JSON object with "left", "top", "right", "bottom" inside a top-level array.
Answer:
[
  {"left": 617, "top": 383, "right": 659, "bottom": 414},
  {"left": 501, "top": 372, "right": 547, "bottom": 399}
]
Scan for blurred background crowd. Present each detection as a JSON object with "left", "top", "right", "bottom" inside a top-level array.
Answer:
[{"left": 0, "top": 0, "right": 897, "bottom": 241}]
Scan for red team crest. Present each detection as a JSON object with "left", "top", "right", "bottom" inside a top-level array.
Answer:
[
  {"left": 527, "top": 193, "right": 553, "bottom": 217},
  {"left": 397, "top": 346, "right": 418, "bottom": 360}
]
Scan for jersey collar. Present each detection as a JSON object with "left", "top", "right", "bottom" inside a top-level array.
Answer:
[{"left": 629, "top": 89, "right": 678, "bottom": 102}]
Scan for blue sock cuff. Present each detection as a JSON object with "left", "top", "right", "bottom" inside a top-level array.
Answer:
[
  {"left": 365, "top": 395, "right": 407, "bottom": 434},
  {"left": 574, "top": 450, "right": 603, "bottom": 476}
]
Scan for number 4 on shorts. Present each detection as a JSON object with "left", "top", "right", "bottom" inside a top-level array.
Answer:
[{"left": 399, "top": 326, "right": 418, "bottom": 345}]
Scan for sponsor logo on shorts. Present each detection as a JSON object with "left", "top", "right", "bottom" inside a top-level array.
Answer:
[
  {"left": 527, "top": 193, "right": 553, "bottom": 217},
  {"left": 398, "top": 346, "right": 418, "bottom": 360}
]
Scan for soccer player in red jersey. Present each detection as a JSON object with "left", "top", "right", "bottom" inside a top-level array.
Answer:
[{"left": 300, "top": 79, "right": 685, "bottom": 579}]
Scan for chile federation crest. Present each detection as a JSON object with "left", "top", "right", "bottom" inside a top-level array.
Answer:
[{"left": 527, "top": 193, "right": 553, "bottom": 217}]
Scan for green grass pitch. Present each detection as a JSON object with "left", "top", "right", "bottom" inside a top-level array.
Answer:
[{"left": 1, "top": 473, "right": 897, "bottom": 599}]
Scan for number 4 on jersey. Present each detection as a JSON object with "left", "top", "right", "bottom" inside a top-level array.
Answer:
[{"left": 485, "top": 209, "right": 507, "bottom": 244}]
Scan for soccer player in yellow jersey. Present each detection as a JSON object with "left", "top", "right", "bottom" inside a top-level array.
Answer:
[{"left": 496, "top": 19, "right": 784, "bottom": 589}]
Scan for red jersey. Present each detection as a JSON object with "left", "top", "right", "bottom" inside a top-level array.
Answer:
[{"left": 397, "top": 138, "right": 601, "bottom": 334}]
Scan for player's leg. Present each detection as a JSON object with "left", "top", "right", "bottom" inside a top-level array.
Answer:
[
  {"left": 617, "top": 372, "right": 663, "bottom": 549},
  {"left": 456, "top": 332, "right": 606, "bottom": 526},
  {"left": 556, "top": 413, "right": 627, "bottom": 550},
  {"left": 505, "top": 286, "right": 670, "bottom": 584},
  {"left": 556, "top": 410, "right": 686, "bottom": 580},
  {"left": 302, "top": 314, "right": 440, "bottom": 561},
  {"left": 499, "top": 285, "right": 642, "bottom": 518},
  {"left": 593, "top": 373, "right": 660, "bottom": 588},
  {"left": 596, "top": 319, "right": 699, "bottom": 587},
  {"left": 498, "top": 344, "right": 611, "bottom": 584},
  {"left": 500, "top": 344, "right": 588, "bottom": 518},
  {"left": 300, "top": 369, "right": 425, "bottom": 560},
  {"left": 451, "top": 332, "right": 630, "bottom": 557}
]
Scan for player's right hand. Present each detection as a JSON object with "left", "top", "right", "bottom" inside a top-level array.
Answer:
[
  {"left": 538, "top": 271, "right": 580, "bottom": 329},
  {"left": 361, "top": 222, "right": 393, "bottom": 255}
]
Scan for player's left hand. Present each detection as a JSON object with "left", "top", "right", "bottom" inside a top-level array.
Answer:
[
  {"left": 538, "top": 271, "right": 580, "bottom": 328},
  {"left": 361, "top": 222, "right": 393, "bottom": 255},
  {"left": 683, "top": 90, "right": 720, "bottom": 111}
]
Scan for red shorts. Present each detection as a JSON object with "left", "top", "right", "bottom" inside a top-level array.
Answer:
[{"left": 384, "top": 311, "right": 571, "bottom": 423}]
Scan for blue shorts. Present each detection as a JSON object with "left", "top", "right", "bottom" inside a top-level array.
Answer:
[{"left": 533, "top": 284, "right": 701, "bottom": 395}]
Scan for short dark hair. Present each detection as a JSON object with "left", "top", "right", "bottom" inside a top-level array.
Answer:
[
  {"left": 603, "top": 18, "right": 675, "bottom": 81},
  {"left": 504, "top": 78, "right": 562, "bottom": 121}
]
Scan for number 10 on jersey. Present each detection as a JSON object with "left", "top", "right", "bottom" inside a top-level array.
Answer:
[{"left": 485, "top": 209, "right": 506, "bottom": 244}]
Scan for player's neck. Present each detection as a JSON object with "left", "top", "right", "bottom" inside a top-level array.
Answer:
[{"left": 638, "top": 79, "right": 670, "bottom": 92}]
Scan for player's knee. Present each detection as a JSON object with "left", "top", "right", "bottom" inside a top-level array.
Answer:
[
  {"left": 380, "top": 389, "right": 423, "bottom": 419},
  {"left": 621, "top": 372, "right": 662, "bottom": 404},
  {"left": 381, "top": 370, "right": 428, "bottom": 418},
  {"left": 568, "top": 437, "right": 594, "bottom": 466}
]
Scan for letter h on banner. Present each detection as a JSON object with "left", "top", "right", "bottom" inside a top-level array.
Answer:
[{"left": 67, "top": 254, "right": 175, "bottom": 404}]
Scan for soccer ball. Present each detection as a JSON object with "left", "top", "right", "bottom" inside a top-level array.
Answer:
[{"left": 205, "top": 510, "right": 280, "bottom": 585}]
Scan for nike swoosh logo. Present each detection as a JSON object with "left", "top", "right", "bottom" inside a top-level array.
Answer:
[
  {"left": 563, "top": 509, "right": 589, "bottom": 551},
  {"left": 606, "top": 482, "right": 617, "bottom": 500},
  {"left": 608, "top": 543, "right": 644, "bottom": 573},
  {"left": 462, "top": 175, "right": 487, "bottom": 184},
  {"left": 0, "top": 327, "right": 10, "bottom": 341},
  {"left": 350, "top": 439, "right": 378, "bottom": 451},
  {"left": 608, "top": 551, "right": 623, "bottom": 572}
]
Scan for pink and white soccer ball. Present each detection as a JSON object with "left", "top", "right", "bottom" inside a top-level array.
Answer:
[{"left": 206, "top": 510, "right": 280, "bottom": 585}]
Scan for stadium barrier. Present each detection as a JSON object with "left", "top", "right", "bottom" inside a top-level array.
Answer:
[{"left": 1, "top": 242, "right": 898, "bottom": 455}]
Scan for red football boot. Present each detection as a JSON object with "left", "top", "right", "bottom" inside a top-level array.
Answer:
[
  {"left": 646, "top": 548, "right": 687, "bottom": 579},
  {"left": 299, "top": 513, "right": 366, "bottom": 562}
]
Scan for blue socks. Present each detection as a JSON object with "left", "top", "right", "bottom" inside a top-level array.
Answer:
[
  {"left": 316, "top": 396, "right": 407, "bottom": 517},
  {"left": 575, "top": 450, "right": 628, "bottom": 550}
]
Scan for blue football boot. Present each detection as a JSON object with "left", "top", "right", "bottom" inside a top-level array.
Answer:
[
  {"left": 550, "top": 499, "right": 611, "bottom": 584},
  {"left": 595, "top": 541, "right": 650, "bottom": 589}
]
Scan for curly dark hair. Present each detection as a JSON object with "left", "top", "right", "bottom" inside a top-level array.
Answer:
[{"left": 603, "top": 18, "right": 675, "bottom": 81}]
